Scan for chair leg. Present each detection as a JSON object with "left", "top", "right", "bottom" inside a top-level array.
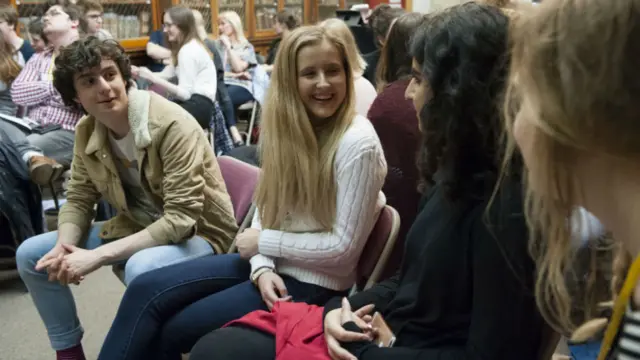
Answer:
[
  {"left": 49, "top": 181, "right": 60, "bottom": 211},
  {"left": 246, "top": 104, "right": 258, "bottom": 146}
]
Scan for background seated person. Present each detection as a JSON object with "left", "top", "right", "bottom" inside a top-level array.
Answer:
[
  {"left": 362, "top": 4, "right": 404, "bottom": 88},
  {"left": 27, "top": 18, "right": 49, "bottom": 53},
  {"left": 145, "top": 12, "right": 171, "bottom": 72},
  {"left": 15, "top": 37, "right": 238, "bottom": 360},
  {"left": 0, "top": 31, "right": 23, "bottom": 117},
  {"left": 10, "top": 4, "right": 86, "bottom": 181},
  {"left": 77, "top": 0, "right": 113, "bottom": 40},
  {"left": 193, "top": 9, "right": 235, "bottom": 137},
  {"left": 367, "top": 12, "right": 424, "bottom": 277},
  {"left": 218, "top": 10, "right": 257, "bottom": 146},
  {"left": 262, "top": 9, "right": 300, "bottom": 74},
  {"left": 0, "top": 15, "right": 62, "bottom": 186},
  {"left": 189, "top": 4, "right": 545, "bottom": 360},
  {"left": 132, "top": 6, "right": 217, "bottom": 129},
  {"left": 0, "top": 5, "right": 35, "bottom": 63}
]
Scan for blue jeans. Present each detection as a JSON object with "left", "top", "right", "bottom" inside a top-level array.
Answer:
[
  {"left": 226, "top": 85, "right": 254, "bottom": 124},
  {"left": 98, "top": 254, "right": 345, "bottom": 360},
  {"left": 15, "top": 222, "right": 214, "bottom": 351}
]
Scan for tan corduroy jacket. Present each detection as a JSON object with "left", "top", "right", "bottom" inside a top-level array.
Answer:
[{"left": 58, "top": 89, "right": 238, "bottom": 253}]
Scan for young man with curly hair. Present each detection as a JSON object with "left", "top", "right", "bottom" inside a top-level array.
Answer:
[{"left": 15, "top": 37, "right": 238, "bottom": 360}]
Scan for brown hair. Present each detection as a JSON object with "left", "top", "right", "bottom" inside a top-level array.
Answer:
[
  {"left": 368, "top": 4, "right": 405, "bottom": 48},
  {"left": 375, "top": 12, "right": 424, "bottom": 92},
  {"left": 275, "top": 9, "right": 300, "bottom": 31},
  {"left": 77, "top": 0, "right": 103, "bottom": 14},
  {"left": 0, "top": 5, "right": 18, "bottom": 29},
  {"left": 0, "top": 34, "right": 21, "bottom": 84},
  {"left": 503, "top": 0, "right": 640, "bottom": 334},
  {"left": 165, "top": 5, "right": 210, "bottom": 66},
  {"left": 53, "top": 37, "right": 132, "bottom": 111}
]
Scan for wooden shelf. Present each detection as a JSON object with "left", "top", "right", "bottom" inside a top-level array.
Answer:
[
  {"left": 11, "top": 0, "right": 359, "bottom": 54},
  {"left": 119, "top": 36, "right": 149, "bottom": 51}
]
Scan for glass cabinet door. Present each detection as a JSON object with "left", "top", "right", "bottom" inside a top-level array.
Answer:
[
  {"left": 13, "top": 0, "right": 153, "bottom": 40},
  {"left": 101, "top": 1, "right": 153, "bottom": 40},
  {"left": 179, "top": 0, "right": 212, "bottom": 33},
  {"left": 254, "top": 0, "right": 277, "bottom": 33},
  {"left": 282, "top": 0, "right": 303, "bottom": 24},
  {"left": 344, "top": 0, "right": 366, "bottom": 9},
  {"left": 317, "top": 0, "right": 339, "bottom": 22},
  {"left": 218, "top": 0, "right": 247, "bottom": 33}
]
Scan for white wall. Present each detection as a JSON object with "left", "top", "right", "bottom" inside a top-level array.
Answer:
[
  {"left": 411, "top": 0, "right": 465, "bottom": 13},
  {"left": 412, "top": 0, "right": 431, "bottom": 12}
]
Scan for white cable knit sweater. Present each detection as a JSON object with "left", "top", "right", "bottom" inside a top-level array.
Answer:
[{"left": 249, "top": 115, "right": 388, "bottom": 291}]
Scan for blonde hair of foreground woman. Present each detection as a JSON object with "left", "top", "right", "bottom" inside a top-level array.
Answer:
[
  {"left": 255, "top": 25, "right": 356, "bottom": 230},
  {"left": 502, "top": 0, "right": 637, "bottom": 338},
  {"left": 319, "top": 18, "right": 367, "bottom": 78}
]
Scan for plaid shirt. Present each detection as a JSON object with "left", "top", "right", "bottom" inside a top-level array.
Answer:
[{"left": 11, "top": 49, "right": 83, "bottom": 132}]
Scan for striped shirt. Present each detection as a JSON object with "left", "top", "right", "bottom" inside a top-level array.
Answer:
[
  {"left": 614, "top": 308, "right": 640, "bottom": 359},
  {"left": 10, "top": 48, "right": 83, "bottom": 131},
  {"left": 599, "top": 255, "right": 640, "bottom": 360}
]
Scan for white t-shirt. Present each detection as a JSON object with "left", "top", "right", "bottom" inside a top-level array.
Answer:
[{"left": 108, "top": 131, "right": 162, "bottom": 226}]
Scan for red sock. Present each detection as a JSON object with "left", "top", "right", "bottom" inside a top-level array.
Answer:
[{"left": 56, "top": 344, "right": 86, "bottom": 360}]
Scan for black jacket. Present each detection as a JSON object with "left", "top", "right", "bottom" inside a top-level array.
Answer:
[
  {"left": 324, "top": 177, "right": 544, "bottom": 360},
  {"left": 0, "top": 129, "right": 43, "bottom": 258}
]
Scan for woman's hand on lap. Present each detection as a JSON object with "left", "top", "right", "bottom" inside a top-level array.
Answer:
[
  {"left": 257, "top": 271, "right": 291, "bottom": 310},
  {"left": 324, "top": 299, "right": 375, "bottom": 360}
]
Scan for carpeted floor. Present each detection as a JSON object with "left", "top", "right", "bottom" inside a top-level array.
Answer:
[{"left": 0, "top": 267, "right": 125, "bottom": 360}]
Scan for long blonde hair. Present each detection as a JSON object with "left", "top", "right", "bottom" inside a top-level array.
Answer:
[
  {"left": 320, "top": 18, "right": 367, "bottom": 78},
  {"left": 503, "top": 0, "right": 640, "bottom": 335},
  {"left": 219, "top": 11, "right": 248, "bottom": 45},
  {"left": 255, "top": 25, "right": 356, "bottom": 230}
]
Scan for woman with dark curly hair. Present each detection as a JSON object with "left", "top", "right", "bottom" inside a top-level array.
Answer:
[{"left": 188, "top": 3, "right": 546, "bottom": 360}]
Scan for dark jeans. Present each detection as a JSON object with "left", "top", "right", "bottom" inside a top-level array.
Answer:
[
  {"left": 175, "top": 94, "right": 213, "bottom": 129},
  {"left": 191, "top": 326, "right": 276, "bottom": 360},
  {"left": 98, "top": 254, "right": 343, "bottom": 360},
  {"left": 226, "top": 84, "right": 254, "bottom": 124}
]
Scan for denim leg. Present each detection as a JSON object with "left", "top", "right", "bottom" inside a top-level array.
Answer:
[
  {"left": 227, "top": 85, "right": 254, "bottom": 108},
  {"left": 97, "top": 254, "right": 251, "bottom": 360},
  {"left": 0, "top": 119, "right": 43, "bottom": 163},
  {"left": 122, "top": 235, "right": 214, "bottom": 285},
  {"left": 27, "top": 129, "right": 75, "bottom": 167},
  {"left": 15, "top": 223, "right": 105, "bottom": 350}
]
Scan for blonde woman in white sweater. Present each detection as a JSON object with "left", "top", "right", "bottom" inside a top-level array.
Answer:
[{"left": 99, "top": 25, "right": 387, "bottom": 360}]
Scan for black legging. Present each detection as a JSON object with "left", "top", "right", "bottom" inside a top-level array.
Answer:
[
  {"left": 175, "top": 94, "right": 213, "bottom": 129},
  {"left": 190, "top": 326, "right": 275, "bottom": 360}
]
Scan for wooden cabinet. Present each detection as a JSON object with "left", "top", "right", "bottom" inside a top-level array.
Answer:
[
  {"left": 9, "top": 0, "right": 158, "bottom": 51},
  {"left": 315, "top": 0, "right": 365, "bottom": 22},
  {"left": 8, "top": 0, "right": 363, "bottom": 55}
]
